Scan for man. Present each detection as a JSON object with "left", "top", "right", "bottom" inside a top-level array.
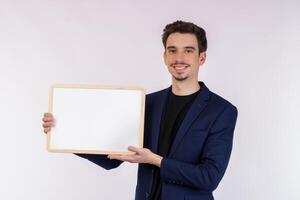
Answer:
[{"left": 43, "top": 20, "right": 238, "bottom": 200}]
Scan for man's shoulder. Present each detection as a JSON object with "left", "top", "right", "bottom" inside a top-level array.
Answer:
[
  {"left": 146, "top": 88, "right": 168, "bottom": 98},
  {"left": 144, "top": 87, "right": 169, "bottom": 107},
  {"left": 208, "top": 90, "right": 238, "bottom": 113}
]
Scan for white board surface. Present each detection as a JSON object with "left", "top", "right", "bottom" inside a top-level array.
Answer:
[{"left": 47, "top": 84, "right": 145, "bottom": 155}]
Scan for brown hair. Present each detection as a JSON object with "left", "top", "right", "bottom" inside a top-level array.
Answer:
[{"left": 162, "top": 20, "right": 207, "bottom": 54}]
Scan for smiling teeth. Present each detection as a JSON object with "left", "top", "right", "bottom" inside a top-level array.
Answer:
[{"left": 175, "top": 66, "right": 186, "bottom": 69}]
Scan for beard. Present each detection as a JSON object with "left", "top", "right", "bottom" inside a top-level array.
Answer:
[{"left": 173, "top": 74, "right": 189, "bottom": 81}]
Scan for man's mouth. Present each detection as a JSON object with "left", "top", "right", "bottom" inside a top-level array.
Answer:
[{"left": 172, "top": 64, "right": 189, "bottom": 70}]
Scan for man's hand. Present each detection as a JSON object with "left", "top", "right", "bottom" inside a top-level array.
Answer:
[
  {"left": 42, "top": 112, "right": 55, "bottom": 134},
  {"left": 108, "top": 146, "right": 163, "bottom": 168}
]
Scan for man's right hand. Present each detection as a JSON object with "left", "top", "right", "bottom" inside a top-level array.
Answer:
[{"left": 42, "top": 112, "right": 55, "bottom": 134}]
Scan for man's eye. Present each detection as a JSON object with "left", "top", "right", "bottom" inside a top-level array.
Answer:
[
  {"left": 168, "top": 50, "right": 176, "bottom": 53},
  {"left": 186, "top": 50, "right": 193, "bottom": 53}
]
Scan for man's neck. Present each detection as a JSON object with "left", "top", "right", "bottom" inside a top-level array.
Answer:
[{"left": 171, "top": 78, "right": 200, "bottom": 96}]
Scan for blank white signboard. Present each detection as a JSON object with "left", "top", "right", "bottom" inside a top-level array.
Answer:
[{"left": 47, "top": 84, "right": 145, "bottom": 155}]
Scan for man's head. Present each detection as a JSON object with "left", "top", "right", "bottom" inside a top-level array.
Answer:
[{"left": 162, "top": 20, "right": 207, "bottom": 82}]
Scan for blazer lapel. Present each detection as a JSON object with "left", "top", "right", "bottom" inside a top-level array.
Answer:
[
  {"left": 168, "top": 81, "right": 210, "bottom": 157},
  {"left": 150, "top": 87, "right": 170, "bottom": 154}
]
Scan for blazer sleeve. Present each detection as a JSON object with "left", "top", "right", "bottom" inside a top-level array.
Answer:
[
  {"left": 74, "top": 153, "right": 123, "bottom": 170},
  {"left": 160, "top": 105, "right": 238, "bottom": 192}
]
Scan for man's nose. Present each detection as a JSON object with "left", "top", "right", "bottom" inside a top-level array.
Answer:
[{"left": 175, "top": 51, "right": 184, "bottom": 62}]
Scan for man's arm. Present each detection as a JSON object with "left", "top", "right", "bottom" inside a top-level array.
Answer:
[
  {"left": 159, "top": 105, "right": 238, "bottom": 191},
  {"left": 109, "top": 105, "right": 237, "bottom": 191},
  {"left": 75, "top": 153, "right": 123, "bottom": 170}
]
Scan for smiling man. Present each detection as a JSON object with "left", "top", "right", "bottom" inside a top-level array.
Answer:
[
  {"left": 164, "top": 33, "right": 205, "bottom": 82},
  {"left": 43, "top": 20, "right": 238, "bottom": 200}
]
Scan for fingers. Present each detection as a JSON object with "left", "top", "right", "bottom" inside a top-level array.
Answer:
[
  {"left": 108, "top": 154, "right": 123, "bottom": 160},
  {"left": 42, "top": 113, "right": 55, "bottom": 134},
  {"left": 44, "top": 112, "right": 53, "bottom": 117},
  {"left": 42, "top": 122, "right": 54, "bottom": 134},
  {"left": 42, "top": 117, "right": 53, "bottom": 122},
  {"left": 42, "top": 122, "right": 53, "bottom": 128},
  {"left": 108, "top": 148, "right": 154, "bottom": 165},
  {"left": 43, "top": 113, "right": 54, "bottom": 122},
  {"left": 108, "top": 154, "right": 136, "bottom": 163},
  {"left": 43, "top": 127, "right": 51, "bottom": 134},
  {"left": 128, "top": 146, "right": 142, "bottom": 154}
]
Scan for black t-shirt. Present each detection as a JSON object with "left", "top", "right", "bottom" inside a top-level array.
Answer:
[{"left": 149, "top": 86, "right": 201, "bottom": 200}]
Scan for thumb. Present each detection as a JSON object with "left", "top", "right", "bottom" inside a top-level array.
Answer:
[{"left": 128, "top": 146, "right": 142, "bottom": 154}]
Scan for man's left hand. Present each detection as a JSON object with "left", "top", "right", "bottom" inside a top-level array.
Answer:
[{"left": 107, "top": 146, "right": 162, "bottom": 168}]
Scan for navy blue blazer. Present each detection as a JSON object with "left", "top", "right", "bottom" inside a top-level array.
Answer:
[{"left": 77, "top": 81, "right": 238, "bottom": 200}]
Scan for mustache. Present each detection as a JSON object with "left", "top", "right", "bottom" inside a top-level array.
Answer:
[{"left": 171, "top": 62, "right": 190, "bottom": 66}]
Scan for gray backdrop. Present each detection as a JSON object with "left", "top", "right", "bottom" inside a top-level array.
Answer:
[{"left": 0, "top": 0, "right": 299, "bottom": 199}]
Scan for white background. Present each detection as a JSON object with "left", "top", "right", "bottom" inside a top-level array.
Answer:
[{"left": 0, "top": 0, "right": 299, "bottom": 199}]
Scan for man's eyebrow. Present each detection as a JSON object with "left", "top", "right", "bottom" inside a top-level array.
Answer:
[
  {"left": 166, "top": 46, "right": 197, "bottom": 50},
  {"left": 166, "top": 46, "right": 176, "bottom": 49},
  {"left": 184, "top": 46, "right": 196, "bottom": 50}
]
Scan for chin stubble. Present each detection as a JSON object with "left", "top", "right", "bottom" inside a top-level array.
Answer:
[{"left": 173, "top": 75, "right": 188, "bottom": 81}]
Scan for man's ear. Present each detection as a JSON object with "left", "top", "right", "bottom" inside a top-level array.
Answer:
[{"left": 199, "top": 52, "right": 206, "bottom": 65}]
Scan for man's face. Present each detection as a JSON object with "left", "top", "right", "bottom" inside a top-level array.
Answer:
[{"left": 164, "top": 32, "right": 206, "bottom": 82}]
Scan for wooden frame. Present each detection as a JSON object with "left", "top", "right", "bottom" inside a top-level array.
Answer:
[{"left": 47, "top": 84, "right": 145, "bottom": 155}]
